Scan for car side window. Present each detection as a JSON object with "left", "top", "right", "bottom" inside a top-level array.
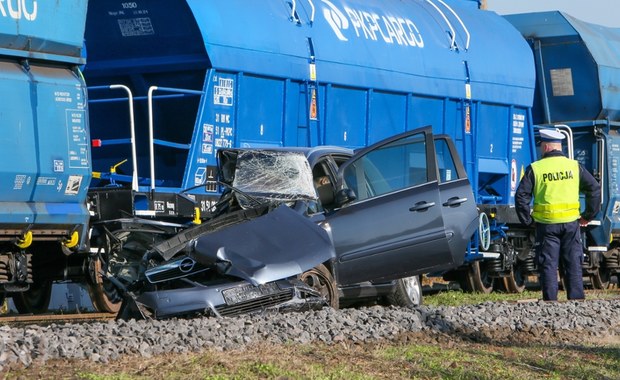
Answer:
[
  {"left": 343, "top": 132, "right": 428, "bottom": 202},
  {"left": 311, "top": 161, "right": 336, "bottom": 212},
  {"left": 435, "top": 138, "right": 459, "bottom": 183}
]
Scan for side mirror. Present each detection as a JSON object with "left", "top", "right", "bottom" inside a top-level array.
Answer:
[{"left": 335, "top": 188, "right": 356, "bottom": 206}]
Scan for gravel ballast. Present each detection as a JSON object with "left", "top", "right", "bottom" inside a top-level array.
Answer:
[{"left": 1, "top": 299, "right": 619, "bottom": 369}]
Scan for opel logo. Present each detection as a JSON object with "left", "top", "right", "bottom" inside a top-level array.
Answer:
[{"left": 179, "top": 258, "right": 195, "bottom": 273}]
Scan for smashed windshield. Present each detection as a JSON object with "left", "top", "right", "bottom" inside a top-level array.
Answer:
[{"left": 232, "top": 150, "right": 317, "bottom": 208}]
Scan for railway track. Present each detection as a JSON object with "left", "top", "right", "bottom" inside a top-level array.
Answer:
[
  {"left": 0, "top": 312, "right": 116, "bottom": 325},
  {"left": 0, "top": 283, "right": 617, "bottom": 326}
]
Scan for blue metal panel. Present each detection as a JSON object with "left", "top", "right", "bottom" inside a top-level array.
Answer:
[
  {"left": 368, "top": 92, "right": 407, "bottom": 143},
  {"left": 605, "top": 134, "right": 620, "bottom": 241},
  {"left": 409, "top": 97, "right": 444, "bottom": 133},
  {"left": 186, "top": 0, "right": 310, "bottom": 79},
  {"left": 284, "top": 81, "right": 304, "bottom": 147},
  {"left": 0, "top": 0, "right": 90, "bottom": 251},
  {"left": 237, "top": 75, "right": 286, "bottom": 148},
  {"left": 184, "top": 0, "right": 534, "bottom": 107},
  {"left": 324, "top": 86, "right": 366, "bottom": 148},
  {"left": 0, "top": 63, "right": 90, "bottom": 231},
  {"left": 506, "top": 11, "right": 620, "bottom": 122},
  {"left": 84, "top": 0, "right": 207, "bottom": 71},
  {"left": 0, "top": 61, "right": 37, "bottom": 202},
  {"left": 0, "top": 63, "right": 91, "bottom": 195},
  {"left": 477, "top": 104, "right": 509, "bottom": 169},
  {"left": 0, "top": 0, "right": 87, "bottom": 63}
]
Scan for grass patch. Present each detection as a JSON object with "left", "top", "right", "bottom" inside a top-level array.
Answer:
[
  {"left": 424, "top": 289, "right": 542, "bottom": 306},
  {"left": 424, "top": 287, "right": 620, "bottom": 307},
  {"left": 378, "top": 341, "right": 620, "bottom": 380},
  {"left": 10, "top": 337, "right": 620, "bottom": 380}
]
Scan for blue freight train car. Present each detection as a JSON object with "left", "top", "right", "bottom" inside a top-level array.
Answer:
[
  {"left": 6, "top": 1, "right": 619, "bottom": 314},
  {"left": 81, "top": 0, "right": 539, "bottom": 300},
  {"left": 0, "top": 1, "right": 95, "bottom": 313},
  {"left": 507, "top": 12, "right": 620, "bottom": 288}
]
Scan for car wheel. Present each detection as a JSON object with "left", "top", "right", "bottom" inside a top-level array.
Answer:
[
  {"left": 386, "top": 275, "right": 423, "bottom": 307},
  {"left": 299, "top": 264, "right": 339, "bottom": 309}
]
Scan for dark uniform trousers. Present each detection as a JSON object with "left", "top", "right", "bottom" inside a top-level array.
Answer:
[{"left": 535, "top": 221, "right": 585, "bottom": 300}]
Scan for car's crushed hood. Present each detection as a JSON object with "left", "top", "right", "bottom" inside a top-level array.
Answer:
[{"left": 191, "top": 205, "right": 334, "bottom": 285}]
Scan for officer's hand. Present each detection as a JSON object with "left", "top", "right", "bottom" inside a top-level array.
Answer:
[{"left": 578, "top": 217, "right": 590, "bottom": 227}]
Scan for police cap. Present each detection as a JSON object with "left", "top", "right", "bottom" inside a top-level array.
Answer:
[{"left": 539, "top": 129, "right": 564, "bottom": 143}]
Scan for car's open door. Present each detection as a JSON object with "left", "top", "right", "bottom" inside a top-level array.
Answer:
[
  {"left": 433, "top": 134, "right": 478, "bottom": 266},
  {"left": 326, "top": 126, "right": 476, "bottom": 286}
]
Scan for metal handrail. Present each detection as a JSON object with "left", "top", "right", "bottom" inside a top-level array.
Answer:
[
  {"left": 110, "top": 85, "right": 139, "bottom": 192},
  {"left": 88, "top": 84, "right": 139, "bottom": 192},
  {"left": 426, "top": 0, "right": 457, "bottom": 50},
  {"left": 437, "top": 0, "right": 471, "bottom": 50},
  {"left": 148, "top": 87, "right": 157, "bottom": 190},
  {"left": 292, "top": 0, "right": 315, "bottom": 24},
  {"left": 554, "top": 124, "right": 574, "bottom": 160},
  {"left": 147, "top": 86, "right": 205, "bottom": 190},
  {"left": 291, "top": 0, "right": 299, "bottom": 23},
  {"left": 307, "top": 0, "right": 315, "bottom": 24},
  {"left": 597, "top": 135, "right": 605, "bottom": 205}
]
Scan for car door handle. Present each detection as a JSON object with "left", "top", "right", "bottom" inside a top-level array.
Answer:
[
  {"left": 409, "top": 201, "right": 436, "bottom": 212},
  {"left": 442, "top": 197, "right": 468, "bottom": 207}
]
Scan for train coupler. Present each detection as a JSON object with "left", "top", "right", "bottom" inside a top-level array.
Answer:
[
  {"left": 61, "top": 230, "right": 81, "bottom": 256},
  {"left": 14, "top": 231, "right": 33, "bottom": 249}
]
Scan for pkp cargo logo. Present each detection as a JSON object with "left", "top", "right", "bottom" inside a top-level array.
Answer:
[
  {"left": 0, "top": 0, "right": 38, "bottom": 21},
  {"left": 321, "top": 0, "right": 350, "bottom": 41},
  {"left": 320, "top": 0, "right": 424, "bottom": 48}
]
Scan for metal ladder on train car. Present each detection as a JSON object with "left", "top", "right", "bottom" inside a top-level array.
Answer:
[{"left": 289, "top": 0, "right": 323, "bottom": 146}]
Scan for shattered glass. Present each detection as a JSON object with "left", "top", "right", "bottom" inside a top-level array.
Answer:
[{"left": 232, "top": 150, "right": 317, "bottom": 208}]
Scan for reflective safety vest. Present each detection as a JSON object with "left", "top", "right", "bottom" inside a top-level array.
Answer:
[{"left": 531, "top": 156, "right": 580, "bottom": 223}]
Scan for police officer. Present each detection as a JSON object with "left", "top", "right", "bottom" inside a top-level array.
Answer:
[{"left": 515, "top": 129, "right": 601, "bottom": 301}]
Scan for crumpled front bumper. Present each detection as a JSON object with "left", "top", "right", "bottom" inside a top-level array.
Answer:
[{"left": 117, "top": 277, "right": 326, "bottom": 320}]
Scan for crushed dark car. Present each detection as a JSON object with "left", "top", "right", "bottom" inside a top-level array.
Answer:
[{"left": 99, "top": 127, "right": 478, "bottom": 319}]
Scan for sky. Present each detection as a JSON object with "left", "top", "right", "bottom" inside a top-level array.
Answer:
[{"left": 486, "top": 0, "right": 620, "bottom": 28}]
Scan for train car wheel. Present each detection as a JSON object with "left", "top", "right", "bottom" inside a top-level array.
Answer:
[
  {"left": 458, "top": 261, "right": 493, "bottom": 293},
  {"left": 13, "top": 280, "right": 53, "bottom": 314},
  {"left": 589, "top": 267, "right": 611, "bottom": 289},
  {"left": 501, "top": 267, "right": 527, "bottom": 293},
  {"left": 0, "top": 293, "right": 7, "bottom": 314},
  {"left": 87, "top": 227, "right": 128, "bottom": 314},
  {"left": 299, "top": 264, "right": 339, "bottom": 309},
  {"left": 87, "top": 257, "right": 121, "bottom": 313}
]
